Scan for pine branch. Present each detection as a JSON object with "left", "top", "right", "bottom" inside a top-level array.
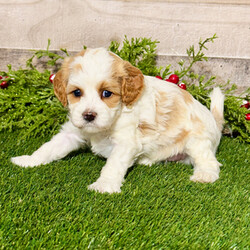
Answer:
[{"left": 26, "top": 39, "right": 69, "bottom": 69}]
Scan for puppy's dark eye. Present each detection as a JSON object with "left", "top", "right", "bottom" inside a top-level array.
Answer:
[
  {"left": 102, "top": 90, "right": 113, "bottom": 98},
  {"left": 73, "top": 89, "right": 82, "bottom": 97}
]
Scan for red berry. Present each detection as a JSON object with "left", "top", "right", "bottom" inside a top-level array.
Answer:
[
  {"left": 49, "top": 74, "right": 55, "bottom": 83},
  {"left": 178, "top": 83, "right": 186, "bottom": 90},
  {"left": 166, "top": 79, "right": 173, "bottom": 83},
  {"left": 240, "top": 100, "right": 250, "bottom": 109},
  {"left": 245, "top": 113, "right": 250, "bottom": 120},
  {"left": 167, "top": 74, "right": 179, "bottom": 84},
  {"left": 156, "top": 75, "right": 163, "bottom": 80},
  {"left": 0, "top": 76, "right": 3, "bottom": 80},
  {"left": 0, "top": 81, "right": 8, "bottom": 89}
]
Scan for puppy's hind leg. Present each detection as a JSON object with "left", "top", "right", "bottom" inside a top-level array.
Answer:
[
  {"left": 11, "top": 122, "right": 84, "bottom": 167},
  {"left": 186, "top": 139, "right": 221, "bottom": 183}
]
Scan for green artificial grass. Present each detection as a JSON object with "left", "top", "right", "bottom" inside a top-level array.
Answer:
[{"left": 0, "top": 131, "right": 249, "bottom": 249}]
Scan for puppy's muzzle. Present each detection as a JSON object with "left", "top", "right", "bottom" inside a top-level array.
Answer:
[{"left": 83, "top": 111, "right": 97, "bottom": 122}]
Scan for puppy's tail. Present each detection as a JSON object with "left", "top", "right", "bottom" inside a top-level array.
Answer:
[{"left": 209, "top": 87, "right": 225, "bottom": 131}]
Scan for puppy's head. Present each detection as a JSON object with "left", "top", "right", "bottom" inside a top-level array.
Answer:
[{"left": 53, "top": 48, "right": 144, "bottom": 133}]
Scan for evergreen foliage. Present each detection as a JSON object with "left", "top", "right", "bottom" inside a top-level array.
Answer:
[
  {"left": 0, "top": 35, "right": 249, "bottom": 142},
  {"left": 0, "top": 66, "right": 67, "bottom": 141}
]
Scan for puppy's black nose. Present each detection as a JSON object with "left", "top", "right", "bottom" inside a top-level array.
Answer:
[{"left": 83, "top": 111, "right": 97, "bottom": 122}]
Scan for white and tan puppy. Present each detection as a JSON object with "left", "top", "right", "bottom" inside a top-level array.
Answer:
[{"left": 11, "top": 48, "right": 224, "bottom": 193}]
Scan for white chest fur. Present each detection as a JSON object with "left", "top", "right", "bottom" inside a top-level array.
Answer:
[{"left": 89, "top": 134, "right": 115, "bottom": 159}]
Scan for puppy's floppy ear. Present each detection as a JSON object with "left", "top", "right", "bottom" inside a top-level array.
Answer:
[
  {"left": 53, "top": 70, "right": 68, "bottom": 107},
  {"left": 122, "top": 61, "right": 144, "bottom": 106},
  {"left": 53, "top": 59, "right": 71, "bottom": 107}
]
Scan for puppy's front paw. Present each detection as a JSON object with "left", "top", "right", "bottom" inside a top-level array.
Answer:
[
  {"left": 11, "top": 155, "right": 39, "bottom": 167},
  {"left": 190, "top": 170, "right": 219, "bottom": 183},
  {"left": 88, "top": 178, "right": 121, "bottom": 194}
]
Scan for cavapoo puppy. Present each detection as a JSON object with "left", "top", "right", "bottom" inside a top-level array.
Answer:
[{"left": 11, "top": 48, "right": 224, "bottom": 193}]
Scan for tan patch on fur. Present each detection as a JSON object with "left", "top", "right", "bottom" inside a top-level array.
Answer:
[
  {"left": 138, "top": 122, "right": 156, "bottom": 135},
  {"left": 110, "top": 54, "right": 144, "bottom": 107},
  {"left": 181, "top": 89, "right": 193, "bottom": 104},
  {"left": 66, "top": 85, "right": 84, "bottom": 105},
  {"left": 53, "top": 51, "right": 86, "bottom": 106},
  {"left": 67, "top": 94, "right": 82, "bottom": 105},
  {"left": 155, "top": 91, "right": 175, "bottom": 128},
  {"left": 191, "top": 115, "right": 205, "bottom": 135},
  {"left": 98, "top": 81, "right": 121, "bottom": 96},
  {"left": 73, "top": 63, "right": 83, "bottom": 73},
  {"left": 174, "top": 129, "right": 190, "bottom": 144},
  {"left": 156, "top": 91, "right": 168, "bottom": 109},
  {"left": 121, "top": 61, "right": 144, "bottom": 106},
  {"left": 76, "top": 50, "right": 86, "bottom": 57},
  {"left": 110, "top": 53, "right": 127, "bottom": 78},
  {"left": 155, "top": 91, "right": 189, "bottom": 136},
  {"left": 164, "top": 102, "right": 183, "bottom": 130},
  {"left": 211, "top": 107, "right": 224, "bottom": 131},
  {"left": 53, "top": 58, "right": 72, "bottom": 107},
  {"left": 97, "top": 81, "right": 121, "bottom": 108},
  {"left": 154, "top": 90, "right": 193, "bottom": 137},
  {"left": 102, "top": 95, "right": 121, "bottom": 108}
]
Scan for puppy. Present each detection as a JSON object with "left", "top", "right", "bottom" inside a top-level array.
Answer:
[{"left": 11, "top": 48, "right": 224, "bottom": 193}]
